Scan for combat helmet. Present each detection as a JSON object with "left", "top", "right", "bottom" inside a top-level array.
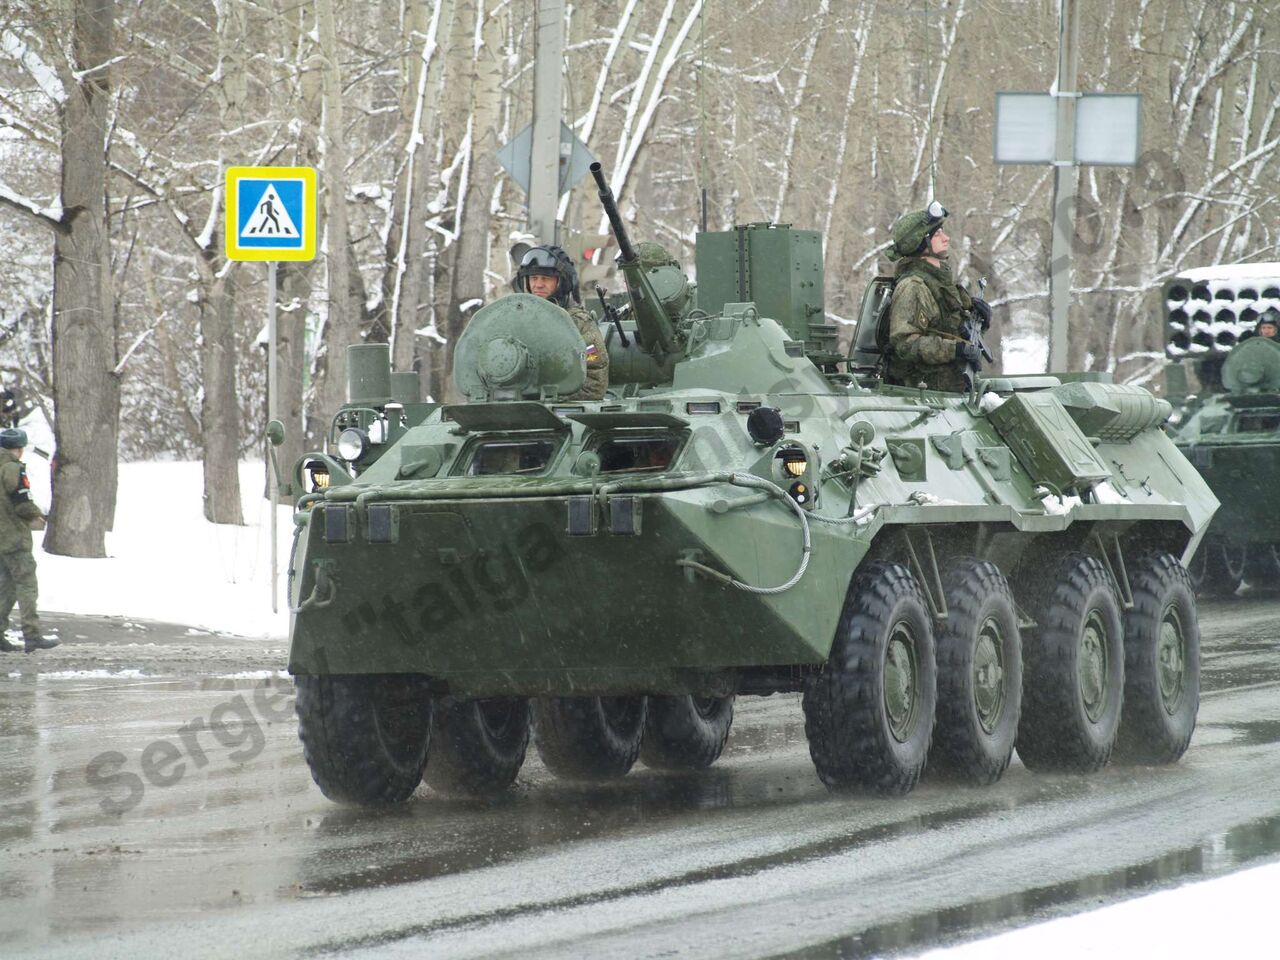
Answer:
[
  {"left": 512, "top": 245, "right": 580, "bottom": 308},
  {"left": 1258, "top": 306, "right": 1280, "bottom": 337},
  {"left": 887, "top": 200, "right": 948, "bottom": 262}
]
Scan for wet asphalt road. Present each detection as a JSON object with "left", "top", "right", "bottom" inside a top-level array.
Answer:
[{"left": 2, "top": 598, "right": 1279, "bottom": 959}]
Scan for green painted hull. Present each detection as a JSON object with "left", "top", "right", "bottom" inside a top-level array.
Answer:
[{"left": 288, "top": 487, "right": 860, "bottom": 695}]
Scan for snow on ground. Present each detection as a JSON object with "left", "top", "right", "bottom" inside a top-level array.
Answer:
[
  {"left": 22, "top": 431, "right": 290, "bottom": 639},
  {"left": 913, "top": 860, "right": 1280, "bottom": 959},
  {"left": 999, "top": 330, "right": 1048, "bottom": 375}
]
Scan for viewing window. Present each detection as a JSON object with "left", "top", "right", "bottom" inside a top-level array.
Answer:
[
  {"left": 1236, "top": 413, "right": 1280, "bottom": 434},
  {"left": 464, "top": 438, "right": 558, "bottom": 476},
  {"left": 595, "top": 434, "right": 682, "bottom": 473}
]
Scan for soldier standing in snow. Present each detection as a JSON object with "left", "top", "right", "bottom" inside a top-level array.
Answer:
[
  {"left": 511, "top": 245, "right": 610, "bottom": 401},
  {"left": 0, "top": 429, "right": 57, "bottom": 654},
  {"left": 884, "top": 202, "right": 993, "bottom": 393}
]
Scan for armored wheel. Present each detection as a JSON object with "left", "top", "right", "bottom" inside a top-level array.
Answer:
[
  {"left": 802, "top": 560, "right": 937, "bottom": 796},
  {"left": 423, "top": 697, "right": 530, "bottom": 797},
  {"left": 1017, "top": 553, "right": 1124, "bottom": 773},
  {"left": 295, "top": 674, "right": 432, "bottom": 804},
  {"left": 1187, "top": 542, "right": 1245, "bottom": 597},
  {"left": 929, "top": 558, "right": 1022, "bottom": 785},
  {"left": 640, "top": 695, "right": 735, "bottom": 770},
  {"left": 1243, "top": 543, "right": 1280, "bottom": 592},
  {"left": 1116, "top": 553, "right": 1200, "bottom": 764},
  {"left": 532, "top": 695, "right": 647, "bottom": 779}
]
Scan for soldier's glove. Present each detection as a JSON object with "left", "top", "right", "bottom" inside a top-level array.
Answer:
[
  {"left": 956, "top": 341, "right": 983, "bottom": 364},
  {"left": 970, "top": 298, "right": 992, "bottom": 331}
]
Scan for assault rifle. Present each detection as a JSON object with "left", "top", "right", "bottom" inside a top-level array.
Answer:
[
  {"left": 960, "top": 277, "right": 994, "bottom": 392},
  {"left": 595, "top": 284, "right": 630, "bottom": 348}
]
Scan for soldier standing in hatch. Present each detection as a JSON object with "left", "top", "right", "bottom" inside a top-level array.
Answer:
[
  {"left": 884, "top": 202, "right": 992, "bottom": 392},
  {"left": 0, "top": 429, "right": 57, "bottom": 654},
  {"left": 512, "top": 245, "right": 609, "bottom": 400}
]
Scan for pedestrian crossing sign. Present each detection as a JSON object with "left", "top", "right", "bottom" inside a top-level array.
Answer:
[{"left": 225, "top": 166, "right": 317, "bottom": 261}]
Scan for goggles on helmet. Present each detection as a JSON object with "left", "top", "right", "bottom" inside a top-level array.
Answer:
[
  {"left": 926, "top": 200, "right": 948, "bottom": 223},
  {"left": 520, "top": 248, "right": 560, "bottom": 271}
]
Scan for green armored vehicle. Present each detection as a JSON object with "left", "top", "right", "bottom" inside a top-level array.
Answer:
[
  {"left": 1168, "top": 333, "right": 1280, "bottom": 595},
  {"left": 280, "top": 166, "right": 1216, "bottom": 804},
  {"left": 1162, "top": 267, "right": 1280, "bottom": 595}
]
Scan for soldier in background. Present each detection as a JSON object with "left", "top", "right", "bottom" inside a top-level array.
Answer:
[
  {"left": 1256, "top": 308, "right": 1279, "bottom": 340},
  {"left": 1237, "top": 307, "right": 1278, "bottom": 345},
  {"left": 511, "top": 245, "right": 609, "bottom": 400},
  {"left": 883, "top": 202, "right": 992, "bottom": 392},
  {"left": 0, "top": 428, "right": 57, "bottom": 653}
]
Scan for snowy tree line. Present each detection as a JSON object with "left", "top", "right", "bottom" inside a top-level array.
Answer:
[{"left": 1, "top": 0, "right": 1277, "bottom": 555}]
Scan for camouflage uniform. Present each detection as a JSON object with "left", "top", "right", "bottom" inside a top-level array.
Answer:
[
  {"left": 886, "top": 258, "right": 974, "bottom": 393},
  {"left": 0, "top": 445, "right": 44, "bottom": 643},
  {"left": 568, "top": 303, "right": 609, "bottom": 400}
]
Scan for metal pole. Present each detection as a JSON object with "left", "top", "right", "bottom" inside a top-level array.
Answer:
[
  {"left": 267, "top": 260, "right": 279, "bottom": 615},
  {"left": 1047, "top": 0, "right": 1080, "bottom": 372},
  {"left": 529, "top": 0, "right": 565, "bottom": 244}
]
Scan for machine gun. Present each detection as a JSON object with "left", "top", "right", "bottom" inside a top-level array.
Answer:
[
  {"left": 589, "top": 162, "right": 681, "bottom": 357},
  {"left": 960, "top": 277, "right": 994, "bottom": 392}
]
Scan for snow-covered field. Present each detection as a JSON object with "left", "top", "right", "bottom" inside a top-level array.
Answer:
[{"left": 22, "top": 420, "right": 288, "bottom": 639}]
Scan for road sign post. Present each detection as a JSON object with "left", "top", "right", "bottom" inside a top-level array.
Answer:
[
  {"left": 993, "top": 0, "right": 1139, "bottom": 374},
  {"left": 225, "top": 166, "right": 318, "bottom": 614}
]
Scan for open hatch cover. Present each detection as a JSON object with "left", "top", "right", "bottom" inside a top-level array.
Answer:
[{"left": 442, "top": 401, "right": 568, "bottom": 432}]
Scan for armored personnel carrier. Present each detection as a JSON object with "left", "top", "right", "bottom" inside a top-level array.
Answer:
[
  {"left": 1168, "top": 334, "right": 1280, "bottom": 595},
  {"left": 1162, "top": 266, "right": 1280, "bottom": 595},
  {"left": 279, "top": 165, "right": 1215, "bottom": 804}
]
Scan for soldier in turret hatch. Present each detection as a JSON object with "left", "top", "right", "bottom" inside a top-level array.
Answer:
[
  {"left": 511, "top": 245, "right": 609, "bottom": 401},
  {"left": 883, "top": 202, "right": 993, "bottom": 393}
]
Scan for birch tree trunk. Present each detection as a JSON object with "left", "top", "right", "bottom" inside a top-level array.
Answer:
[
  {"left": 309, "top": 0, "right": 362, "bottom": 444},
  {"left": 381, "top": 0, "right": 452, "bottom": 375},
  {"left": 273, "top": 0, "right": 322, "bottom": 489},
  {"left": 45, "top": 0, "right": 119, "bottom": 557},
  {"left": 198, "top": 0, "right": 245, "bottom": 524}
]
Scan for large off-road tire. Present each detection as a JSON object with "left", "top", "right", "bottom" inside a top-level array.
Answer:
[
  {"left": 1017, "top": 553, "right": 1124, "bottom": 773},
  {"left": 1187, "top": 541, "right": 1245, "bottom": 597},
  {"left": 930, "top": 558, "right": 1022, "bottom": 785},
  {"left": 423, "top": 697, "right": 530, "bottom": 797},
  {"left": 639, "top": 695, "right": 735, "bottom": 770},
  {"left": 532, "top": 696, "right": 647, "bottom": 779},
  {"left": 1243, "top": 543, "right": 1280, "bottom": 592},
  {"left": 295, "top": 674, "right": 432, "bottom": 804},
  {"left": 802, "top": 561, "right": 937, "bottom": 796},
  {"left": 1116, "top": 553, "right": 1200, "bottom": 764}
]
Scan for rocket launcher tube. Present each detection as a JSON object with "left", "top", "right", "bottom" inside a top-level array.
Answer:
[{"left": 589, "top": 162, "right": 680, "bottom": 357}]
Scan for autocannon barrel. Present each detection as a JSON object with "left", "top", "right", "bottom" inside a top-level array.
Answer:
[{"left": 590, "top": 163, "right": 637, "bottom": 264}]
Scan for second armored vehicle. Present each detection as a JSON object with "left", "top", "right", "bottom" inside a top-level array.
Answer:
[{"left": 1163, "top": 266, "right": 1280, "bottom": 594}]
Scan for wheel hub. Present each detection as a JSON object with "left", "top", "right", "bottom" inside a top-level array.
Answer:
[
  {"left": 972, "top": 617, "right": 1006, "bottom": 735},
  {"left": 1157, "top": 604, "right": 1187, "bottom": 714},
  {"left": 1079, "top": 610, "right": 1109, "bottom": 723},
  {"left": 884, "top": 622, "right": 920, "bottom": 742}
]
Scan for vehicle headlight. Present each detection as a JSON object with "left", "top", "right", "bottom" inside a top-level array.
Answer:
[
  {"left": 306, "top": 461, "right": 331, "bottom": 492},
  {"left": 337, "top": 428, "right": 369, "bottom": 462},
  {"left": 778, "top": 448, "right": 808, "bottom": 477}
]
